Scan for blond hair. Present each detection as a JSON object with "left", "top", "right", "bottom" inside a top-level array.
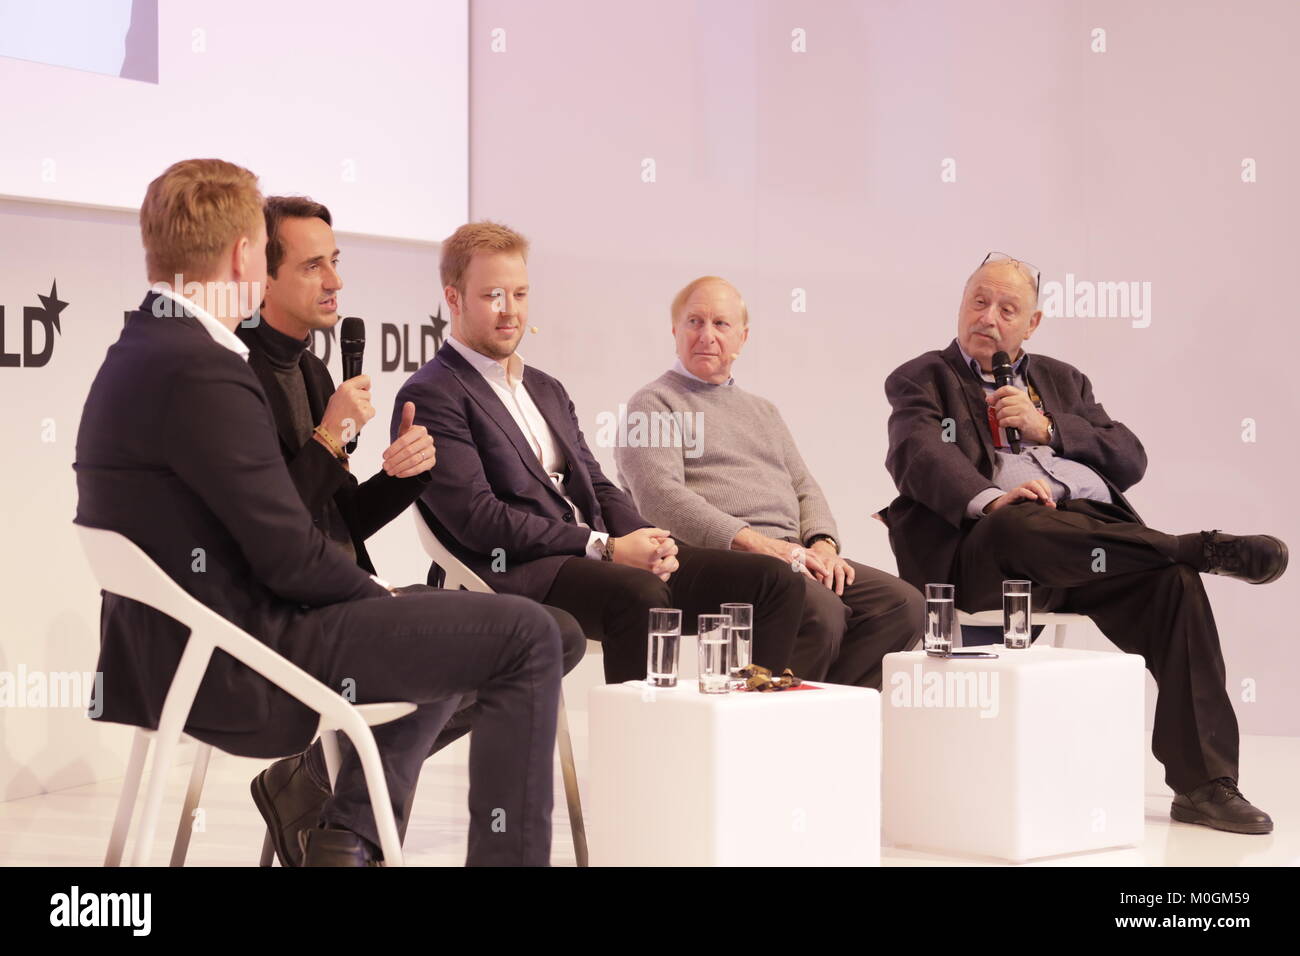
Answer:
[
  {"left": 670, "top": 276, "right": 748, "bottom": 325},
  {"left": 140, "top": 159, "right": 263, "bottom": 284},
  {"left": 440, "top": 221, "right": 529, "bottom": 293}
]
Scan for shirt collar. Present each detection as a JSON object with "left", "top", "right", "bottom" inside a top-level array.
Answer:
[
  {"left": 671, "top": 357, "right": 734, "bottom": 387},
  {"left": 154, "top": 287, "right": 249, "bottom": 361},
  {"left": 447, "top": 332, "right": 525, "bottom": 387},
  {"left": 955, "top": 338, "right": 1028, "bottom": 382}
]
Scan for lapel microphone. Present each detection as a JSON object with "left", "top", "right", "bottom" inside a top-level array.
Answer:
[
  {"left": 991, "top": 350, "right": 1021, "bottom": 454},
  {"left": 340, "top": 316, "right": 365, "bottom": 453}
]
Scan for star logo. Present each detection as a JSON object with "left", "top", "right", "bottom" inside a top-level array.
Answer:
[
  {"left": 37, "top": 280, "right": 68, "bottom": 335},
  {"left": 429, "top": 304, "right": 448, "bottom": 350},
  {"left": 2, "top": 279, "right": 66, "bottom": 368}
]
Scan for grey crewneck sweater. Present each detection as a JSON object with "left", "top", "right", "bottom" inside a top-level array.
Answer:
[{"left": 615, "top": 369, "right": 839, "bottom": 551}]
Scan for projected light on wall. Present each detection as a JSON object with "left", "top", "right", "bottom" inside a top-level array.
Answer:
[{"left": 0, "top": 0, "right": 158, "bottom": 84}]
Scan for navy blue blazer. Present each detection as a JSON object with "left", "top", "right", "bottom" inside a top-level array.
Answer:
[
  {"left": 75, "top": 293, "right": 386, "bottom": 754},
  {"left": 393, "top": 341, "right": 651, "bottom": 599}
]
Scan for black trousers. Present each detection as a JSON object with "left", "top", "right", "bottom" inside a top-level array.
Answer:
[
  {"left": 953, "top": 498, "right": 1238, "bottom": 794},
  {"left": 272, "top": 589, "right": 562, "bottom": 865},
  {"left": 301, "top": 596, "right": 587, "bottom": 845},
  {"left": 791, "top": 559, "right": 924, "bottom": 688},
  {"left": 543, "top": 542, "right": 805, "bottom": 683}
]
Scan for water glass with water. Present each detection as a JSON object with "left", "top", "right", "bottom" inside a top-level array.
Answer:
[
  {"left": 697, "top": 614, "right": 732, "bottom": 694},
  {"left": 646, "top": 608, "right": 682, "bottom": 687},
  {"left": 721, "top": 602, "right": 753, "bottom": 686},
  {"left": 1002, "top": 580, "right": 1032, "bottom": 649},
  {"left": 924, "top": 583, "right": 955, "bottom": 656}
]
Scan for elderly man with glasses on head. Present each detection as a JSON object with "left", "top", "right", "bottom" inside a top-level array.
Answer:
[{"left": 879, "top": 252, "right": 1287, "bottom": 836}]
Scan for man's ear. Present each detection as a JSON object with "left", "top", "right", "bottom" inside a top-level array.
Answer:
[
  {"left": 444, "top": 284, "right": 460, "bottom": 319},
  {"left": 1024, "top": 310, "right": 1043, "bottom": 339},
  {"left": 231, "top": 235, "right": 249, "bottom": 279}
]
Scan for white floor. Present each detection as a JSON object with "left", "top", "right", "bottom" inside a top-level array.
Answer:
[{"left": 1, "top": 702, "right": 1295, "bottom": 867}]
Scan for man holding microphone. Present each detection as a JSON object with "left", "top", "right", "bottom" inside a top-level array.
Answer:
[{"left": 239, "top": 197, "right": 586, "bottom": 865}]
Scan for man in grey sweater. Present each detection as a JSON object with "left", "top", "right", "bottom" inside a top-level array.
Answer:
[{"left": 615, "top": 276, "right": 923, "bottom": 688}]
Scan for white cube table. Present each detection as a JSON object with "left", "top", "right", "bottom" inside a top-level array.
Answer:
[
  {"left": 589, "top": 679, "right": 879, "bottom": 866},
  {"left": 882, "top": 646, "right": 1145, "bottom": 862}
]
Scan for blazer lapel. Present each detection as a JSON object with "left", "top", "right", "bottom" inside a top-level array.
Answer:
[
  {"left": 435, "top": 344, "right": 556, "bottom": 491},
  {"left": 940, "top": 340, "right": 995, "bottom": 464},
  {"left": 1024, "top": 357, "right": 1062, "bottom": 423},
  {"left": 522, "top": 369, "right": 603, "bottom": 528}
]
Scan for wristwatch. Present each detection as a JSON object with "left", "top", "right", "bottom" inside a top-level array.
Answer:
[
  {"left": 1044, "top": 413, "right": 1056, "bottom": 444},
  {"left": 807, "top": 534, "right": 839, "bottom": 555},
  {"left": 600, "top": 536, "right": 616, "bottom": 562}
]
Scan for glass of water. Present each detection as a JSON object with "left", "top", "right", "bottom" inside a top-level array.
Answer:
[
  {"left": 924, "top": 583, "right": 955, "bottom": 656},
  {"left": 646, "top": 608, "right": 682, "bottom": 687},
  {"left": 697, "top": 614, "right": 732, "bottom": 694},
  {"left": 721, "top": 603, "right": 753, "bottom": 687},
  {"left": 1003, "top": 580, "right": 1032, "bottom": 649}
]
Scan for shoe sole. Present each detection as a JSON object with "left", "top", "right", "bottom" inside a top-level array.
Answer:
[
  {"left": 250, "top": 772, "right": 301, "bottom": 867},
  {"left": 1170, "top": 803, "right": 1273, "bottom": 834}
]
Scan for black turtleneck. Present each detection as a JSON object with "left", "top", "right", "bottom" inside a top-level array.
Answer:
[
  {"left": 247, "top": 312, "right": 357, "bottom": 563},
  {"left": 249, "top": 316, "right": 315, "bottom": 448}
]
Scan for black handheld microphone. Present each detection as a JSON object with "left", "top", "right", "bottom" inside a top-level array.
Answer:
[
  {"left": 339, "top": 317, "right": 365, "bottom": 453},
  {"left": 991, "top": 350, "right": 1021, "bottom": 454}
]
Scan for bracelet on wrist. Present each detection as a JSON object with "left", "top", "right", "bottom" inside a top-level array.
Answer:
[{"left": 313, "top": 425, "right": 349, "bottom": 461}]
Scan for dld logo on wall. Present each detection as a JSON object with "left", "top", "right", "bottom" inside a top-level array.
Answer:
[
  {"left": 0, "top": 281, "right": 65, "bottom": 367},
  {"left": 305, "top": 306, "right": 449, "bottom": 372}
]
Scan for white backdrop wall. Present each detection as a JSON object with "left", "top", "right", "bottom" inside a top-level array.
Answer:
[
  {"left": 0, "top": 195, "right": 445, "bottom": 800},
  {"left": 467, "top": 0, "right": 1300, "bottom": 736},
  {"left": 0, "top": 0, "right": 468, "bottom": 241}
]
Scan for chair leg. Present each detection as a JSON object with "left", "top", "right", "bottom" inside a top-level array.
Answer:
[
  {"left": 105, "top": 728, "right": 151, "bottom": 867},
  {"left": 348, "top": 728, "right": 405, "bottom": 867},
  {"left": 556, "top": 689, "right": 588, "bottom": 867},
  {"left": 129, "top": 729, "right": 184, "bottom": 866},
  {"left": 170, "top": 742, "right": 212, "bottom": 866}
]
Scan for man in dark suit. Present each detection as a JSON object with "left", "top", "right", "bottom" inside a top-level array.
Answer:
[
  {"left": 75, "top": 160, "right": 563, "bottom": 866},
  {"left": 237, "top": 197, "right": 587, "bottom": 866},
  {"left": 882, "top": 252, "right": 1287, "bottom": 835},
  {"left": 393, "top": 222, "right": 805, "bottom": 684}
]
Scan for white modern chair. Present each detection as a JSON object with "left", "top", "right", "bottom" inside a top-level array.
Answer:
[
  {"left": 955, "top": 608, "right": 1089, "bottom": 648},
  {"left": 76, "top": 524, "right": 414, "bottom": 867},
  {"left": 411, "top": 506, "right": 593, "bottom": 867}
]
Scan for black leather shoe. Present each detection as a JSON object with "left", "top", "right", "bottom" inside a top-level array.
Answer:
[
  {"left": 1201, "top": 531, "right": 1288, "bottom": 584},
  {"left": 250, "top": 753, "right": 331, "bottom": 867},
  {"left": 1171, "top": 778, "right": 1273, "bottom": 834},
  {"left": 299, "top": 825, "right": 383, "bottom": 866}
]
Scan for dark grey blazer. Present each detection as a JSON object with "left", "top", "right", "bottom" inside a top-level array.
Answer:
[
  {"left": 75, "top": 293, "right": 386, "bottom": 754},
  {"left": 393, "top": 341, "right": 651, "bottom": 599},
  {"left": 881, "top": 339, "right": 1147, "bottom": 590}
]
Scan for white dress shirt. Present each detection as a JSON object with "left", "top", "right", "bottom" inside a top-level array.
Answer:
[
  {"left": 447, "top": 335, "right": 608, "bottom": 559},
  {"left": 152, "top": 286, "right": 250, "bottom": 361}
]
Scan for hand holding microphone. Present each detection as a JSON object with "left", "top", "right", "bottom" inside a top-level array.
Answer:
[
  {"left": 317, "top": 374, "right": 374, "bottom": 454},
  {"left": 987, "top": 350, "right": 1051, "bottom": 450},
  {"left": 339, "top": 317, "right": 366, "bottom": 452}
]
